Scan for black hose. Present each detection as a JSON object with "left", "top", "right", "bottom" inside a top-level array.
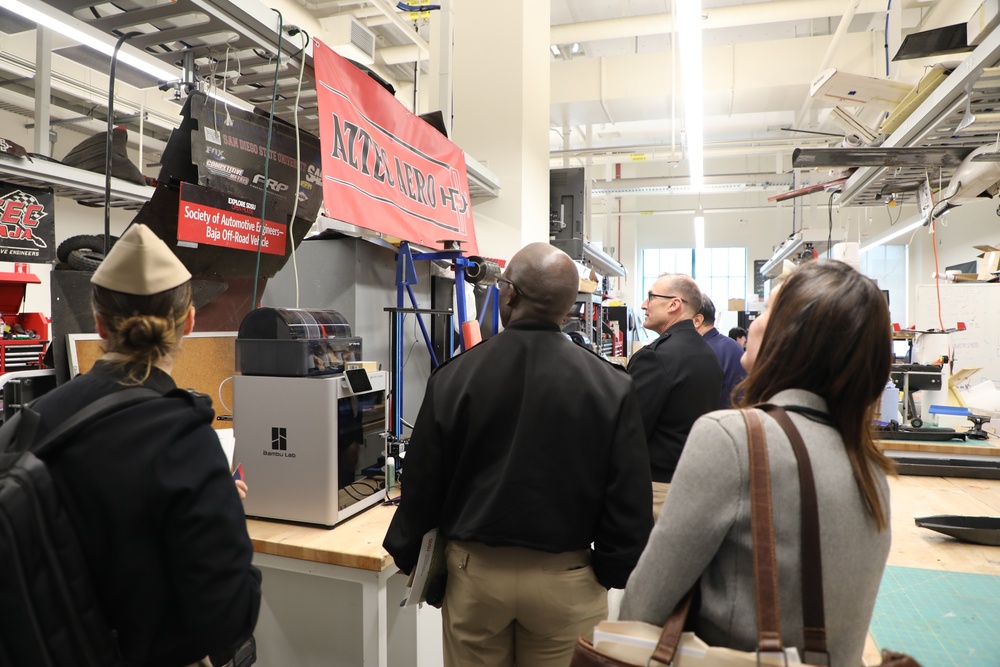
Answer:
[{"left": 104, "top": 31, "right": 142, "bottom": 255}]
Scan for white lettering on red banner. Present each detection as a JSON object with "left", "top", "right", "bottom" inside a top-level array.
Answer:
[
  {"left": 177, "top": 186, "right": 286, "bottom": 255},
  {"left": 314, "top": 39, "right": 477, "bottom": 253}
]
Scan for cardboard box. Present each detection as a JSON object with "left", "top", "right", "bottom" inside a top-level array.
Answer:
[
  {"left": 579, "top": 278, "right": 599, "bottom": 293},
  {"left": 974, "top": 244, "right": 1000, "bottom": 281},
  {"left": 727, "top": 299, "right": 746, "bottom": 312}
]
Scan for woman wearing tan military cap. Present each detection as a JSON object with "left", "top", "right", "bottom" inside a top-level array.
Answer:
[{"left": 25, "top": 223, "right": 261, "bottom": 667}]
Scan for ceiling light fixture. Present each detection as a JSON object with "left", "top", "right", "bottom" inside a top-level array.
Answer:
[
  {"left": 550, "top": 44, "right": 561, "bottom": 57},
  {"left": 859, "top": 214, "right": 926, "bottom": 253},
  {"left": 6, "top": 0, "right": 177, "bottom": 83},
  {"left": 676, "top": 0, "right": 704, "bottom": 191}
]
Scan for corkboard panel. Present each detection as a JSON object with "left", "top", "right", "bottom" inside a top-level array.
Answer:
[{"left": 67, "top": 332, "right": 237, "bottom": 430}]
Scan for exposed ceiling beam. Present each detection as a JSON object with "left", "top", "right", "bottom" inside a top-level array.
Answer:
[{"left": 550, "top": 0, "right": 888, "bottom": 46}]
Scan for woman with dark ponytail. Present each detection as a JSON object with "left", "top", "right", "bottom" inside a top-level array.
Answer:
[{"left": 29, "top": 223, "right": 261, "bottom": 667}]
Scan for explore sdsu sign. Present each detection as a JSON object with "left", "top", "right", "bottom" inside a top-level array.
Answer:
[{"left": 314, "top": 39, "right": 477, "bottom": 253}]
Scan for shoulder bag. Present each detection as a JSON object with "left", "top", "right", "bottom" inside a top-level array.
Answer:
[{"left": 569, "top": 406, "right": 922, "bottom": 667}]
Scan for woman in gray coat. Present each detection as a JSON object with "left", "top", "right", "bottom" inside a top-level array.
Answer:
[{"left": 619, "top": 260, "right": 894, "bottom": 667}]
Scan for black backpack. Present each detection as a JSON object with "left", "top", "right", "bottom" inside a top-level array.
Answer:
[{"left": 0, "top": 387, "right": 158, "bottom": 667}]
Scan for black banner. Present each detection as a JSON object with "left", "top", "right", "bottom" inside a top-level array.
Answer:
[
  {"left": 187, "top": 92, "right": 324, "bottom": 227},
  {"left": 0, "top": 182, "right": 56, "bottom": 263}
]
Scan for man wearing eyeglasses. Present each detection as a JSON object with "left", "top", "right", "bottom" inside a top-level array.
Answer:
[
  {"left": 628, "top": 274, "right": 723, "bottom": 518},
  {"left": 384, "top": 242, "right": 653, "bottom": 667}
]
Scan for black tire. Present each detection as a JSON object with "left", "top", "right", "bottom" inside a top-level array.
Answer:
[
  {"left": 68, "top": 249, "right": 106, "bottom": 272},
  {"left": 911, "top": 418, "right": 923, "bottom": 429},
  {"left": 57, "top": 234, "right": 117, "bottom": 263}
]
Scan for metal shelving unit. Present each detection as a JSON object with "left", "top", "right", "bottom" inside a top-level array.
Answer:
[
  {"left": 0, "top": 152, "right": 154, "bottom": 210},
  {"left": 838, "top": 26, "right": 1000, "bottom": 208}
]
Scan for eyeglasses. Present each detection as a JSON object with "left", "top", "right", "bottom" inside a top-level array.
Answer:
[
  {"left": 498, "top": 276, "right": 536, "bottom": 301},
  {"left": 497, "top": 276, "right": 517, "bottom": 292},
  {"left": 646, "top": 292, "right": 688, "bottom": 304}
]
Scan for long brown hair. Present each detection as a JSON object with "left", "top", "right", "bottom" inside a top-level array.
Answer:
[
  {"left": 92, "top": 282, "right": 192, "bottom": 385},
  {"left": 739, "top": 260, "right": 893, "bottom": 530}
]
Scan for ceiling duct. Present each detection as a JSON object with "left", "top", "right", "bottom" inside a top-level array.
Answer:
[{"left": 318, "top": 14, "right": 377, "bottom": 66}]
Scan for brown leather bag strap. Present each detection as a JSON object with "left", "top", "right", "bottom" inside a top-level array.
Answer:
[
  {"left": 742, "top": 408, "right": 784, "bottom": 654},
  {"left": 758, "top": 404, "right": 830, "bottom": 664},
  {"left": 648, "top": 592, "right": 693, "bottom": 665}
]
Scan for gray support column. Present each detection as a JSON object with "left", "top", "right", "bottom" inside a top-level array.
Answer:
[
  {"left": 33, "top": 27, "right": 52, "bottom": 156},
  {"left": 452, "top": 0, "right": 550, "bottom": 255},
  {"left": 427, "top": 0, "right": 453, "bottom": 135}
]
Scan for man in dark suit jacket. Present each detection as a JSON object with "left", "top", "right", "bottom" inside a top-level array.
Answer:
[
  {"left": 384, "top": 243, "right": 652, "bottom": 667},
  {"left": 694, "top": 296, "right": 748, "bottom": 409},
  {"left": 628, "top": 274, "right": 722, "bottom": 518}
]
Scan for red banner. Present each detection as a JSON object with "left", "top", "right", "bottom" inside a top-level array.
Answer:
[
  {"left": 177, "top": 182, "right": 286, "bottom": 256},
  {"left": 314, "top": 40, "right": 477, "bottom": 254}
]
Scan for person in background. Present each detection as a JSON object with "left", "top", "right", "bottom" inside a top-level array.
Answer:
[
  {"left": 627, "top": 274, "right": 722, "bottom": 518},
  {"left": 694, "top": 297, "right": 748, "bottom": 409},
  {"left": 384, "top": 242, "right": 652, "bottom": 667},
  {"left": 728, "top": 326, "right": 747, "bottom": 348},
  {"left": 29, "top": 224, "right": 261, "bottom": 667},
  {"left": 620, "top": 260, "right": 894, "bottom": 667}
]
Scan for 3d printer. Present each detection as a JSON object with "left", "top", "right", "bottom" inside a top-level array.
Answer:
[{"left": 234, "top": 308, "right": 386, "bottom": 527}]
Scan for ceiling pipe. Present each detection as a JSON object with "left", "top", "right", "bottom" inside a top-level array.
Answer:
[
  {"left": 550, "top": 0, "right": 887, "bottom": 46},
  {"left": 550, "top": 137, "right": 833, "bottom": 163},
  {"left": 591, "top": 205, "right": 792, "bottom": 216},
  {"left": 589, "top": 173, "right": 794, "bottom": 191}
]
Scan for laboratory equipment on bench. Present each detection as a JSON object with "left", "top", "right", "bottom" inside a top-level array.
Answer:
[
  {"left": 234, "top": 308, "right": 387, "bottom": 527},
  {"left": 890, "top": 362, "right": 943, "bottom": 428}
]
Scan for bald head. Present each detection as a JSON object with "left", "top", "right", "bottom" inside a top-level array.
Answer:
[{"left": 500, "top": 243, "right": 580, "bottom": 325}]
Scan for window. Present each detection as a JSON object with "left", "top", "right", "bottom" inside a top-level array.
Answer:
[
  {"left": 640, "top": 247, "right": 747, "bottom": 329},
  {"left": 859, "top": 244, "right": 907, "bottom": 326}
]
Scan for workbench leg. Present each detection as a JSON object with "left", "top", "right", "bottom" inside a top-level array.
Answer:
[{"left": 360, "top": 571, "right": 390, "bottom": 667}]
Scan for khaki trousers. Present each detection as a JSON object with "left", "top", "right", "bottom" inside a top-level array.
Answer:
[
  {"left": 652, "top": 481, "right": 671, "bottom": 520},
  {"left": 442, "top": 541, "right": 608, "bottom": 667}
]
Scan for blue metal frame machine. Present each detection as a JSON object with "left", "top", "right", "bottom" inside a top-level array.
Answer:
[{"left": 387, "top": 241, "right": 500, "bottom": 447}]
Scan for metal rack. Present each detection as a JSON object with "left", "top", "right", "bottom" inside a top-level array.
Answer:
[
  {"left": 0, "top": 152, "right": 154, "bottom": 210},
  {"left": 838, "top": 26, "right": 1000, "bottom": 208}
]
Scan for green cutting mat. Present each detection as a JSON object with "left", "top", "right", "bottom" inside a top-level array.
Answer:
[{"left": 869, "top": 566, "right": 1000, "bottom": 667}]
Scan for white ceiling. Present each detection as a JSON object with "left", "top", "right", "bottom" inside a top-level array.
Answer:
[{"left": 0, "top": 0, "right": 984, "bottom": 215}]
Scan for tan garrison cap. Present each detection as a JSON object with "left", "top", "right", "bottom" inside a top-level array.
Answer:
[{"left": 91, "top": 224, "right": 191, "bottom": 295}]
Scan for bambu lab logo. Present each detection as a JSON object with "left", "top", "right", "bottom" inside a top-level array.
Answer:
[
  {"left": 264, "top": 427, "right": 296, "bottom": 458},
  {"left": 271, "top": 427, "right": 286, "bottom": 450}
]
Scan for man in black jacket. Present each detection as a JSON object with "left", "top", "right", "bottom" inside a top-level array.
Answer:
[
  {"left": 628, "top": 274, "right": 722, "bottom": 518},
  {"left": 384, "top": 242, "right": 652, "bottom": 667}
]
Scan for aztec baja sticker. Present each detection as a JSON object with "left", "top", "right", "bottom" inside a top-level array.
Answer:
[{"left": 0, "top": 182, "right": 55, "bottom": 262}]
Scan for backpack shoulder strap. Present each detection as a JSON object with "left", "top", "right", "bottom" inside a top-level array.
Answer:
[
  {"left": 0, "top": 409, "right": 24, "bottom": 453},
  {"left": 31, "top": 387, "right": 161, "bottom": 457}
]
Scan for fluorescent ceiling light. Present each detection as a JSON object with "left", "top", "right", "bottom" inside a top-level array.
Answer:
[
  {"left": 582, "top": 241, "right": 626, "bottom": 278},
  {"left": 6, "top": 0, "right": 177, "bottom": 83},
  {"left": 676, "top": 0, "right": 704, "bottom": 190},
  {"left": 694, "top": 207, "right": 705, "bottom": 249},
  {"left": 859, "top": 214, "right": 926, "bottom": 253},
  {"left": 550, "top": 44, "right": 560, "bottom": 57}
]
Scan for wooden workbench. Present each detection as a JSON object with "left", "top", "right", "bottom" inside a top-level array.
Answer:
[
  {"left": 875, "top": 434, "right": 1000, "bottom": 458},
  {"left": 246, "top": 503, "right": 440, "bottom": 667},
  {"left": 247, "top": 502, "right": 396, "bottom": 572}
]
